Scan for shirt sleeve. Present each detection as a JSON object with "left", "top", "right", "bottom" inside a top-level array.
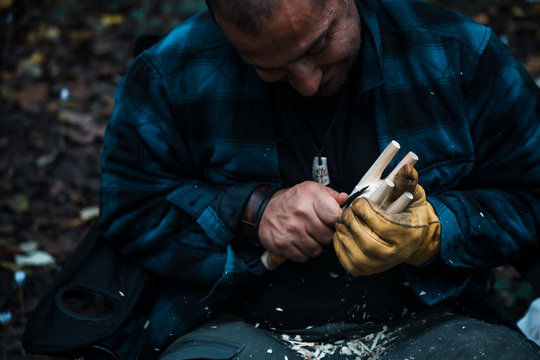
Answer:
[
  {"left": 430, "top": 31, "right": 540, "bottom": 270},
  {"left": 99, "top": 55, "right": 267, "bottom": 283}
]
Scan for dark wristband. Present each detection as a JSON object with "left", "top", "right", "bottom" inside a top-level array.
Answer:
[{"left": 241, "top": 184, "right": 279, "bottom": 241}]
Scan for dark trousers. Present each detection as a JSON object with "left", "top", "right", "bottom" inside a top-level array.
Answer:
[{"left": 160, "top": 308, "right": 540, "bottom": 360}]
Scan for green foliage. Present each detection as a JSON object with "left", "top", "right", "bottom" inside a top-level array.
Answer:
[
  {"left": 48, "top": 0, "right": 207, "bottom": 33},
  {"left": 131, "top": 0, "right": 207, "bottom": 34},
  {"left": 174, "top": 0, "right": 207, "bottom": 14},
  {"left": 51, "top": 0, "right": 82, "bottom": 22}
]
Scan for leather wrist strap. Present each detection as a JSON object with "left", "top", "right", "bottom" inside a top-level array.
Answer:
[{"left": 241, "top": 184, "right": 279, "bottom": 241}]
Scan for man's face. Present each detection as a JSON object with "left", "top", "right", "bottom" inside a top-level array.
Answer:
[{"left": 216, "top": 0, "right": 361, "bottom": 97}]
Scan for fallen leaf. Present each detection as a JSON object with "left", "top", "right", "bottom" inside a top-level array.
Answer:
[
  {"left": 44, "top": 26, "right": 60, "bottom": 41},
  {"left": 79, "top": 206, "right": 99, "bottom": 222},
  {"left": 49, "top": 179, "right": 65, "bottom": 197},
  {"left": 511, "top": 6, "right": 525, "bottom": 18},
  {"left": 472, "top": 13, "right": 490, "bottom": 25},
  {"left": 68, "top": 218, "right": 86, "bottom": 228},
  {"left": 26, "top": 24, "right": 60, "bottom": 44},
  {"left": 6, "top": 193, "right": 30, "bottom": 214},
  {"left": 15, "top": 250, "right": 56, "bottom": 267},
  {"left": 70, "top": 29, "right": 93, "bottom": 43},
  {"left": 524, "top": 54, "right": 540, "bottom": 77},
  {"left": 0, "top": 0, "right": 13, "bottom": 9},
  {"left": 19, "top": 240, "right": 39, "bottom": 253},
  {"left": 59, "top": 110, "right": 106, "bottom": 145},
  {"left": 17, "top": 57, "right": 44, "bottom": 79},
  {"left": 0, "top": 261, "right": 19, "bottom": 272},
  {"left": 66, "top": 127, "right": 98, "bottom": 145},
  {"left": 29, "top": 51, "right": 45, "bottom": 64},
  {"left": 0, "top": 83, "right": 16, "bottom": 103},
  {"left": 15, "top": 82, "right": 49, "bottom": 113},
  {"left": 35, "top": 151, "right": 58, "bottom": 168},
  {"left": 93, "top": 37, "right": 115, "bottom": 55},
  {"left": 100, "top": 14, "right": 125, "bottom": 27}
]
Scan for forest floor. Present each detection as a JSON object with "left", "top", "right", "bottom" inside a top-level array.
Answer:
[{"left": 1, "top": 0, "right": 539, "bottom": 359}]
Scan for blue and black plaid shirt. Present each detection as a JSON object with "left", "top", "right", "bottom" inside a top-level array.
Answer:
[{"left": 99, "top": 0, "right": 540, "bottom": 356}]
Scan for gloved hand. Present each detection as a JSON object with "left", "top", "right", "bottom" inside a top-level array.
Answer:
[{"left": 333, "top": 165, "right": 441, "bottom": 276}]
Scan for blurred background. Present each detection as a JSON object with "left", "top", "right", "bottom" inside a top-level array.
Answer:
[{"left": 0, "top": 0, "right": 539, "bottom": 358}]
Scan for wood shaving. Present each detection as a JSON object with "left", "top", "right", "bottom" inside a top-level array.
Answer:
[{"left": 281, "top": 326, "right": 396, "bottom": 360}]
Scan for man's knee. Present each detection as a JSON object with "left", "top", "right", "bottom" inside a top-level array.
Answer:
[
  {"left": 160, "top": 314, "right": 301, "bottom": 360},
  {"left": 382, "top": 313, "right": 540, "bottom": 360}
]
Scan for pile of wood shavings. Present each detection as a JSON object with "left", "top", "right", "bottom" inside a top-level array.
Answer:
[{"left": 281, "top": 326, "right": 396, "bottom": 360}]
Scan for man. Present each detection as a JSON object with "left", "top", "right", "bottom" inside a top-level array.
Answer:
[{"left": 98, "top": 0, "right": 540, "bottom": 358}]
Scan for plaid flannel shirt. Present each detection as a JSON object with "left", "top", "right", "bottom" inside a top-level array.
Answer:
[{"left": 99, "top": 0, "right": 540, "bottom": 356}]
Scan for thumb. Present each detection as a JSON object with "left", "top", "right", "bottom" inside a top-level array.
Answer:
[
  {"left": 388, "top": 164, "right": 418, "bottom": 203},
  {"left": 324, "top": 187, "right": 349, "bottom": 206}
]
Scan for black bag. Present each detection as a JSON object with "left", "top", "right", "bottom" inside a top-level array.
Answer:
[
  {"left": 22, "top": 223, "right": 148, "bottom": 359},
  {"left": 23, "top": 35, "right": 164, "bottom": 359}
]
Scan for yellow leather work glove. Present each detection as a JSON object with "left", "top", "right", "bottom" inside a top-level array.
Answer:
[{"left": 333, "top": 166, "right": 441, "bottom": 276}]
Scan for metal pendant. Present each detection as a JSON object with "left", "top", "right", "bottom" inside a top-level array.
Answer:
[{"left": 312, "top": 156, "right": 330, "bottom": 185}]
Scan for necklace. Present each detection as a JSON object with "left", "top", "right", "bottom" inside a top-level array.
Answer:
[{"left": 289, "top": 87, "right": 348, "bottom": 186}]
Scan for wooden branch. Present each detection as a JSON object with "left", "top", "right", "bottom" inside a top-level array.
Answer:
[
  {"left": 385, "top": 191, "right": 414, "bottom": 213},
  {"left": 350, "top": 140, "right": 400, "bottom": 196},
  {"left": 386, "top": 151, "right": 418, "bottom": 182},
  {"left": 368, "top": 178, "right": 394, "bottom": 205}
]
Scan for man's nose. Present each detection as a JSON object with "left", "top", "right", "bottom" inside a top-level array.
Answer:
[{"left": 288, "top": 61, "right": 322, "bottom": 97}]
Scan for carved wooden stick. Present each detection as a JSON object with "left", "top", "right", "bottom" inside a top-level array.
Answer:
[
  {"left": 385, "top": 191, "right": 414, "bottom": 213},
  {"left": 369, "top": 178, "right": 395, "bottom": 205},
  {"left": 261, "top": 141, "right": 417, "bottom": 271},
  {"left": 350, "top": 140, "right": 400, "bottom": 196},
  {"left": 386, "top": 151, "right": 418, "bottom": 182}
]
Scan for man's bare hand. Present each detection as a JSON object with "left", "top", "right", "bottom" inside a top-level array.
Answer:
[{"left": 258, "top": 181, "right": 348, "bottom": 262}]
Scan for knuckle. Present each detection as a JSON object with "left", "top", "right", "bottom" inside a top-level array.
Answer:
[
  {"left": 300, "top": 180, "right": 323, "bottom": 194},
  {"left": 310, "top": 248, "right": 323, "bottom": 257},
  {"left": 283, "top": 222, "right": 301, "bottom": 234}
]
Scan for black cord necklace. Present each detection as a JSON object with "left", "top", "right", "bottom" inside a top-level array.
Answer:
[{"left": 288, "top": 86, "right": 348, "bottom": 186}]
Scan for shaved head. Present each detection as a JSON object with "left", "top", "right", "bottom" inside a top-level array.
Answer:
[
  {"left": 206, "top": 0, "right": 330, "bottom": 35},
  {"left": 205, "top": 0, "right": 283, "bottom": 35}
]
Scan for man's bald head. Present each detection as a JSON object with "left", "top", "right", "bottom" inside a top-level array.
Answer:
[
  {"left": 205, "top": 0, "right": 283, "bottom": 35},
  {"left": 205, "top": 0, "right": 330, "bottom": 35}
]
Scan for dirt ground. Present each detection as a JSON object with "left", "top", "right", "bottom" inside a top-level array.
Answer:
[{"left": 0, "top": 0, "right": 539, "bottom": 359}]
